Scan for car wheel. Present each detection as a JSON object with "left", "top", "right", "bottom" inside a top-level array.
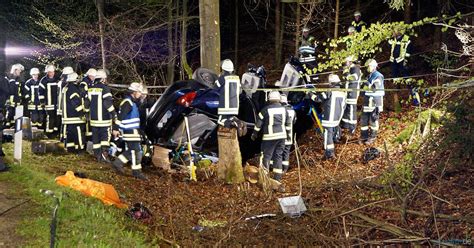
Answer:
[{"left": 193, "top": 68, "right": 219, "bottom": 88}]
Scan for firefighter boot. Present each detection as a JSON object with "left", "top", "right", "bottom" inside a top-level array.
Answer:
[
  {"left": 132, "top": 170, "right": 147, "bottom": 180},
  {"left": 111, "top": 159, "right": 125, "bottom": 175},
  {"left": 100, "top": 148, "right": 111, "bottom": 163}
]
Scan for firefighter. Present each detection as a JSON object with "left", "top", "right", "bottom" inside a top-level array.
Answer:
[
  {"left": 61, "top": 73, "right": 86, "bottom": 152},
  {"left": 80, "top": 68, "right": 96, "bottom": 141},
  {"left": 341, "top": 55, "right": 362, "bottom": 135},
  {"left": 389, "top": 29, "right": 412, "bottom": 78},
  {"left": 112, "top": 82, "right": 147, "bottom": 180},
  {"left": 352, "top": 11, "right": 367, "bottom": 33},
  {"left": 0, "top": 65, "right": 22, "bottom": 160},
  {"left": 360, "top": 59, "right": 384, "bottom": 145},
  {"left": 298, "top": 27, "right": 317, "bottom": 82},
  {"left": 58, "top": 66, "right": 75, "bottom": 141},
  {"left": 216, "top": 59, "right": 241, "bottom": 128},
  {"left": 280, "top": 94, "right": 296, "bottom": 173},
  {"left": 24, "top": 68, "right": 44, "bottom": 128},
  {"left": 310, "top": 74, "right": 346, "bottom": 159},
  {"left": 39, "top": 64, "right": 60, "bottom": 137},
  {"left": 343, "top": 26, "right": 356, "bottom": 50},
  {"left": 87, "top": 69, "right": 115, "bottom": 163},
  {"left": 251, "top": 91, "right": 290, "bottom": 181},
  {"left": 5, "top": 64, "right": 25, "bottom": 128},
  {"left": 80, "top": 68, "right": 96, "bottom": 96}
]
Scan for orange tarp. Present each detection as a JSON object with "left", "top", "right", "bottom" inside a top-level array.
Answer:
[{"left": 55, "top": 171, "right": 127, "bottom": 208}]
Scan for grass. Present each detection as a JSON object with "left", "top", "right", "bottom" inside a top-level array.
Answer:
[{"left": 0, "top": 142, "right": 156, "bottom": 247}]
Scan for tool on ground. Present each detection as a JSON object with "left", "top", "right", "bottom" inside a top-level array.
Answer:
[
  {"left": 278, "top": 138, "right": 307, "bottom": 217},
  {"left": 125, "top": 202, "right": 153, "bottom": 222},
  {"left": 184, "top": 116, "right": 197, "bottom": 181},
  {"left": 40, "top": 189, "right": 63, "bottom": 248},
  {"left": 310, "top": 107, "right": 324, "bottom": 134}
]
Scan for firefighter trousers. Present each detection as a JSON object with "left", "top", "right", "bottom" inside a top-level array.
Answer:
[
  {"left": 45, "top": 110, "right": 59, "bottom": 135},
  {"left": 64, "top": 124, "right": 85, "bottom": 152},
  {"left": 91, "top": 126, "right": 111, "bottom": 156},
  {"left": 282, "top": 144, "right": 291, "bottom": 172},
  {"left": 261, "top": 139, "right": 285, "bottom": 181},
  {"left": 5, "top": 106, "right": 15, "bottom": 128},
  {"left": 324, "top": 126, "right": 341, "bottom": 157},
  {"left": 341, "top": 104, "right": 357, "bottom": 133},
  {"left": 360, "top": 109, "right": 380, "bottom": 141},
  {"left": 30, "top": 109, "right": 44, "bottom": 128},
  {"left": 117, "top": 141, "right": 142, "bottom": 170}
]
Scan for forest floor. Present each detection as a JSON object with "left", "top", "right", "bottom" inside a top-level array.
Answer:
[{"left": 8, "top": 98, "right": 470, "bottom": 246}]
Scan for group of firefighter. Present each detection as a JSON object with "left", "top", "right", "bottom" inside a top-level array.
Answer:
[
  {"left": 217, "top": 11, "right": 413, "bottom": 183},
  {"left": 0, "top": 65, "right": 148, "bottom": 179}
]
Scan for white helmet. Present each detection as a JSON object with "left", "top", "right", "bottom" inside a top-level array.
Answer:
[
  {"left": 221, "top": 59, "right": 234, "bottom": 72},
  {"left": 280, "top": 94, "right": 288, "bottom": 104},
  {"left": 95, "top": 69, "right": 107, "bottom": 79},
  {"left": 354, "top": 11, "right": 361, "bottom": 17},
  {"left": 268, "top": 91, "right": 281, "bottom": 102},
  {"left": 328, "top": 74, "right": 341, "bottom": 84},
  {"left": 66, "top": 73, "right": 79, "bottom": 82},
  {"left": 141, "top": 86, "right": 148, "bottom": 95},
  {"left": 30, "top": 67, "right": 40, "bottom": 76},
  {"left": 86, "top": 68, "right": 97, "bottom": 77},
  {"left": 45, "top": 64, "right": 56, "bottom": 73},
  {"left": 128, "top": 82, "right": 144, "bottom": 93},
  {"left": 367, "top": 59, "right": 378, "bottom": 72},
  {"left": 345, "top": 55, "right": 357, "bottom": 62},
  {"left": 62, "top": 66, "right": 74, "bottom": 75},
  {"left": 348, "top": 26, "right": 356, "bottom": 33},
  {"left": 10, "top": 64, "right": 25, "bottom": 74},
  {"left": 302, "top": 27, "right": 310, "bottom": 32}
]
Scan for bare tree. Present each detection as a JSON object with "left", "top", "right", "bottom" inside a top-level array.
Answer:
[{"left": 199, "top": 0, "right": 221, "bottom": 73}]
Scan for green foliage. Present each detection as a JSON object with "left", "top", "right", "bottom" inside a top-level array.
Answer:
[
  {"left": 421, "top": 51, "right": 460, "bottom": 71},
  {"left": 379, "top": 161, "right": 414, "bottom": 194},
  {"left": 0, "top": 143, "right": 156, "bottom": 247},
  {"left": 386, "top": 0, "right": 406, "bottom": 11}
]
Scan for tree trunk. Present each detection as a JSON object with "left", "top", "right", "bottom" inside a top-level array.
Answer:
[
  {"left": 356, "top": 0, "right": 360, "bottom": 11},
  {"left": 180, "top": 0, "right": 193, "bottom": 79},
  {"left": 275, "top": 0, "right": 281, "bottom": 67},
  {"left": 294, "top": 0, "right": 301, "bottom": 55},
  {"left": 334, "top": 0, "right": 340, "bottom": 39},
  {"left": 279, "top": 3, "right": 285, "bottom": 63},
  {"left": 95, "top": 0, "right": 106, "bottom": 69},
  {"left": 167, "top": 0, "right": 175, "bottom": 84},
  {"left": 404, "top": 0, "right": 411, "bottom": 23},
  {"left": 217, "top": 127, "right": 244, "bottom": 184},
  {"left": 199, "top": 0, "right": 221, "bottom": 73},
  {"left": 234, "top": 0, "right": 239, "bottom": 73},
  {"left": 434, "top": 0, "right": 442, "bottom": 47}
]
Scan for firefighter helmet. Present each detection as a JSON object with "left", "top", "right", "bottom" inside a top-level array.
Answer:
[
  {"left": 268, "top": 91, "right": 281, "bottom": 102},
  {"left": 348, "top": 26, "right": 356, "bottom": 33},
  {"left": 62, "top": 66, "right": 74, "bottom": 75},
  {"left": 10, "top": 64, "right": 25, "bottom": 74},
  {"left": 354, "top": 11, "right": 361, "bottom": 17},
  {"left": 29, "top": 68, "right": 40, "bottom": 76},
  {"left": 45, "top": 64, "right": 56, "bottom": 73},
  {"left": 95, "top": 69, "right": 107, "bottom": 79},
  {"left": 86, "top": 68, "right": 97, "bottom": 77},
  {"left": 280, "top": 94, "right": 288, "bottom": 104},
  {"left": 328, "top": 74, "right": 341, "bottom": 85},
  {"left": 128, "top": 82, "right": 143, "bottom": 93},
  {"left": 221, "top": 59, "right": 234, "bottom": 72},
  {"left": 66, "top": 73, "right": 79, "bottom": 82}
]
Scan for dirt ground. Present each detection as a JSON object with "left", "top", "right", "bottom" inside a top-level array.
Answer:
[
  {"left": 39, "top": 110, "right": 473, "bottom": 246},
  {"left": 0, "top": 180, "right": 29, "bottom": 247}
]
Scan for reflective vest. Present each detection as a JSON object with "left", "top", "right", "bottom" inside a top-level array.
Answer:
[
  {"left": 254, "top": 103, "right": 288, "bottom": 141},
  {"left": 284, "top": 105, "right": 296, "bottom": 145},
  {"left": 24, "top": 78, "right": 41, "bottom": 111},
  {"left": 62, "top": 83, "right": 86, "bottom": 124},
  {"left": 118, "top": 97, "right": 140, "bottom": 130},
  {"left": 351, "top": 20, "right": 366, "bottom": 32},
  {"left": 389, "top": 35, "right": 411, "bottom": 63},
  {"left": 87, "top": 82, "right": 115, "bottom": 127},
  {"left": 217, "top": 75, "right": 241, "bottom": 116},
  {"left": 312, "top": 90, "right": 346, "bottom": 128},
  {"left": 364, "top": 71, "right": 385, "bottom": 112},
  {"left": 39, "top": 75, "right": 60, "bottom": 111},
  {"left": 7, "top": 77, "right": 21, "bottom": 107},
  {"left": 343, "top": 64, "right": 362, "bottom": 105}
]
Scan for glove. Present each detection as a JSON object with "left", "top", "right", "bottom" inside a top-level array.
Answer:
[
  {"left": 251, "top": 131, "right": 258, "bottom": 141},
  {"left": 371, "top": 107, "right": 380, "bottom": 120}
]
